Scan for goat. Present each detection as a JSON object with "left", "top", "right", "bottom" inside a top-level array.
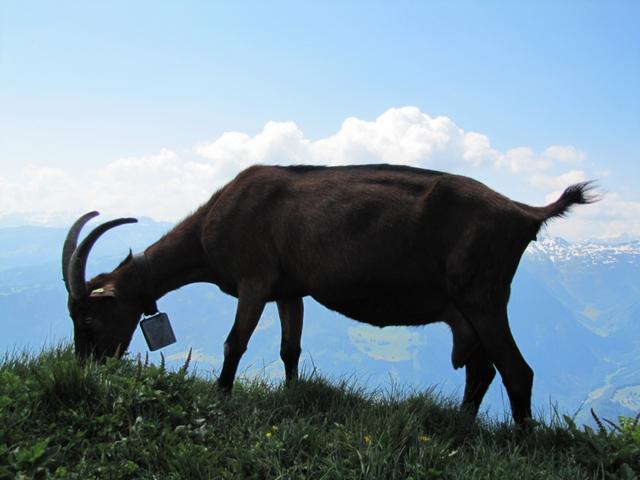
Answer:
[{"left": 62, "top": 164, "right": 596, "bottom": 425}]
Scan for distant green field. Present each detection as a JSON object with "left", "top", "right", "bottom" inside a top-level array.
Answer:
[{"left": 1, "top": 345, "right": 638, "bottom": 479}]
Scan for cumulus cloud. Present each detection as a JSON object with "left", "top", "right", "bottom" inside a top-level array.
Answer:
[
  {"left": 495, "top": 147, "right": 549, "bottom": 173},
  {"left": 493, "top": 145, "right": 585, "bottom": 175},
  {"left": 0, "top": 150, "right": 221, "bottom": 222},
  {"left": 543, "top": 192, "right": 640, "bottom": 240},
  {"left": 194, "top": 107, "right": 584, "bottom": 180},
  {"left": 0, "top": 106, "right": 634, "bottom": 240},
  {"left": 542, "top": 145, "right": 585, "bottom": 164},
  {"left": 93, "top": 149, "right": 220, "bottom": 219},
  {"left": 529, "top": 170, "right": 588, "bottom": 191},
  {"left": 195, "top": 107, "right": 499, "bottom": 171},
  {"left": 0, "top": 166, "right": 85, "bottom": 221}
]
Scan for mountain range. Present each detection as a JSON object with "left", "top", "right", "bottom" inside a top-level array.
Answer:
[{"left": 0, "top": 219, "right": 638, "bottom": 426}]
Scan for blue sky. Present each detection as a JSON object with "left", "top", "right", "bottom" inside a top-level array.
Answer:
[{"left": 1, "top": 1, "right": 639, "bottom": 238}]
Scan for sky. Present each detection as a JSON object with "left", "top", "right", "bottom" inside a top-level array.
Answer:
[{"left": 1, "top": 1, "right": 639, "bottom": 239}]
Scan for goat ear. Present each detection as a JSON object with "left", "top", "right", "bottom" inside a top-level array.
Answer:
[{"left": 89, "top": 284, "right": 117, "bottom": 298}]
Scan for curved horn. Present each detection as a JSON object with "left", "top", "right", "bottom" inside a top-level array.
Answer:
[
  {"left": 62, "top": 211, "right": 100, "bottom": 293},
  {"left": 67, "top": 216, "right": 138, "bottom": 299}
]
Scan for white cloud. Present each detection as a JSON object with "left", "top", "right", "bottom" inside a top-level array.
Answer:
[
  {"left": 195, "top": 107, "right": 505, "bottom": 172},
  {"left": 195, "top": 121, "right": 309, "bottom": 171},
  {"left": 495, "top": 147, "right": 552, "bottom": 173},
  {"left": 463, "top": 132, "right": 498, "bottom": 167},
  {"left": 544, "top": 192, "right": 640, "bottom": 240},
  {"left": 492, "top": 145, "right": 584, "bottom": 174},
  {"left": 542, "top": 145, "right": 585, "bottom": 164},
  {"left": 0, "top": 106, "right": 633, "bottom": 240},
  {"left": 0, "top": 166, "right": 85, "bottom": 218},
  {"left": 0, "top": 150, "right": 220, "bottom": 222},
  {"left": 93, "top": 149, "right": 219, "bottom": 219},
  {"left": 529, "top": 170, "right": 587, "bottom": 192}
]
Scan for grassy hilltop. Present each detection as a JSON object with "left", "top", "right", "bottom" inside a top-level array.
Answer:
[{"left": 1, "top": 346, "right": 638, "bottom": 479}]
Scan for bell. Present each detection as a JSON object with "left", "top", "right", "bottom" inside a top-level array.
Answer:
[{"left": 140, "top": 312, "right": 176, "bottom": 351}]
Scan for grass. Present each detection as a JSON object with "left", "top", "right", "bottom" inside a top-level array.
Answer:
[{"left": 0, "top": 345, "right": 638, "bottom": 479}]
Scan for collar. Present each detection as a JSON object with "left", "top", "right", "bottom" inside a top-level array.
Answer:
[{"left": 132, "top": 252, "right": 159, "bottom": 316}]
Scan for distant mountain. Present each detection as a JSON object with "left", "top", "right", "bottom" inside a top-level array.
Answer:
[
  {"left": 521, "top": 237, "right": 640, "bottom": 424},
  {"left": 0, "top": 221, "right": 638, "bottom": 426},
  {"left": 526, "top": 237, "right": 640, "bottom": 337}
]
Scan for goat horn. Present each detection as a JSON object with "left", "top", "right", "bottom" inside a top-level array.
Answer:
[
  {"left": 62, "top": 211, "right": 100, "bottom": 293},
  {"left": 67, "top": 216, "right": 138, "bottom": 299}
]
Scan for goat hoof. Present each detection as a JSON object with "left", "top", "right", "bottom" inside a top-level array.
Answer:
[
  {"left": 516, "top": 417, "right": 538, "bottom": 433},
  {"left": 216, "top": 379, "right": 233, "bottom": 394}
]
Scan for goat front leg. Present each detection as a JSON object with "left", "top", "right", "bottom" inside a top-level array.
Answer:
[
  {"left": 277, "top": 297, "right": 303, "bottom": 383},
  {"left": 217, "top": 285, "right": 267, "bottom": 391}
]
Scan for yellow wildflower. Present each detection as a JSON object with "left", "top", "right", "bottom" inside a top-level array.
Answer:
[
  {"left": 363, "top": 435, "right": 372, "bottom": 445},
  {"left": 418, "top": 434, "right": 431, "bottom": 443},
  {"left": 265, "top": 431, "right": 273, "bottom": 439}
]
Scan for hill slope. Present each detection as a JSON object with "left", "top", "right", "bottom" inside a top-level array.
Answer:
[{"left": 1, "top": 347, "right": 638, "bottom": 479}]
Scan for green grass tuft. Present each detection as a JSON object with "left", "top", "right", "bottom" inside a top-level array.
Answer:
[{"left": 1, "top": 345, "right": 638, "bottom": 479}]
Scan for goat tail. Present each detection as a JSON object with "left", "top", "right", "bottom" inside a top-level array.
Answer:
[{"left": 537, "top": 181, "right": 600, "bottom": 223}]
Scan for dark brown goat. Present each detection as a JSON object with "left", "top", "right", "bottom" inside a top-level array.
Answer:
[{"left": 62, "top": 164, "right": 596, "bottom": 425}]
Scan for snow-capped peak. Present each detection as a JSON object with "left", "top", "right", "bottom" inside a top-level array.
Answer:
[{"left": 525, "top": 236, "right": 640, "bottom": 265}]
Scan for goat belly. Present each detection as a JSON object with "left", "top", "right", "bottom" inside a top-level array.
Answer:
[{"left": 313, "top": 293, "right": 446, "bottom": 327}]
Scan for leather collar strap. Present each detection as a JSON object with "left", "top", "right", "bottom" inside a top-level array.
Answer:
[{"left": 132, "top": 252, "right": 159, "bottom": 316}]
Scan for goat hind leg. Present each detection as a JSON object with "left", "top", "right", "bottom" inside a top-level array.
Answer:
[
  {"left": 277, "top": 297, "right": 303, "bottom": 383},
  {"left": 444, "top": 306, "right": 495, "bottom": 417},
  {"left": 461, "top": 346, "right": 496, "bottom": 417},
  {"left": 463, "top": 307, "right": 533, "bottom": 426}
]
